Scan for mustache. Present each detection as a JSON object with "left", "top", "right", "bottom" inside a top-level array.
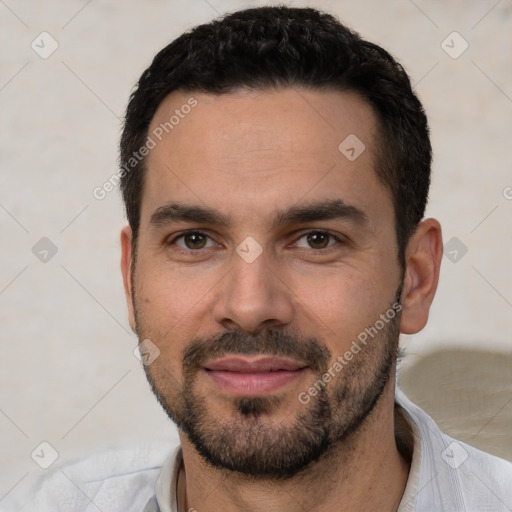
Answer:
[{"left": 182, "top": 329, "right": 331, "bottom": 376}]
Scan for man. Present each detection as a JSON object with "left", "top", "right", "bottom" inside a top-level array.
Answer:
[{"left": 22, "top": 5, "right": 512, "bottom": 512}]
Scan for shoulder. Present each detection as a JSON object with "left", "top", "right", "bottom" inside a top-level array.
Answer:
[
  {"left": 450, "top": 438, "right": 512, "bottom": 502},
  {"left": 8, "top": 440, "right": 179, "bottom": 512},
  {"left": 396, "top": 388, "right": 512, "bottom": 510}
]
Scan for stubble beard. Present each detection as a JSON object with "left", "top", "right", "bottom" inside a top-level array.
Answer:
[{"left": 134, "top": 287, "right": 402, "bottom": 480}]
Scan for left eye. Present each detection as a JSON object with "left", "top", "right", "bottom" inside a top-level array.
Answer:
[{"left": 295, "top": 231, "right": 338, "bottom": 250}]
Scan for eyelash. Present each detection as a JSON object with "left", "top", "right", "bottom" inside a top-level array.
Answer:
[{"left": 167, "top": 230, "right": 344, "bottom": 252}]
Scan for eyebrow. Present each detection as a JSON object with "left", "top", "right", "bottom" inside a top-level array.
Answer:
[
  {"left": 149, "top": 199, "right": 369, "bottom": 229},
  {"left": 150, "top": 202, "right": 230, "bottom": 227},
  {"left": 271, "top": 199, "right": 369, "bottom": 228}
]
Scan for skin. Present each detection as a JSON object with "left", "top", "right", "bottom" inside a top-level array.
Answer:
[{"left": 121, "top": 87, "right": 443, "bottom": 512}]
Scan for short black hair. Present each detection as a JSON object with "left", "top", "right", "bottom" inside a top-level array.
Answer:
[{"left": 120, "top": 5, "right": 431, "bottom": 266}]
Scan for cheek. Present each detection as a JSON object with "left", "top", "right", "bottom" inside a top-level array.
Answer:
[
  {"left": 135, "top": 256, "right": 206, "bottom": 315},
  {"left": 291, "top": 265, "right": 391, "bottom": 347},
  {"left": 133, "top": 257, "right": 221, "bottom": 354}
]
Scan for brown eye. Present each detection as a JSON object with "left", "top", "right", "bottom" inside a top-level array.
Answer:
[
  {"left": 306, "top": 232, "right": 331, "bottom": 249},
  {"left": 187, "top": 233, "right": 207, "bottom": 249},
  {"left": 175, "top": 232, "right": 212, "bottom": 250},
  {"left": 294, "top": 231, "right": 339, "bottom": 250}
]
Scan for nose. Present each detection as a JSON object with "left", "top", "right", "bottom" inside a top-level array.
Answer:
[{"left": 211, "top": 248, "right": 294, "bottom": 335}]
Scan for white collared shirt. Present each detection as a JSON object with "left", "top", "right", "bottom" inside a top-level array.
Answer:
[{"left": 11, "top": 389, "right": 512, "bottom": 511}]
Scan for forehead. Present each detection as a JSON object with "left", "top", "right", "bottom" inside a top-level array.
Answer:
[
  {"left": 149, "top": 87, "right": 378, "bottom": 158},
  {"left": 141, "top": 87, "right": 391, "bottom": 226}
]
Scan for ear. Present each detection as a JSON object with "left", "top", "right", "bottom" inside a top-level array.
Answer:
[
  {"left": 400, "top": 218, "right": 443, "bottom": 334},
  {"left": 120, "top": 225, "right": 136, "bottom": 333}
]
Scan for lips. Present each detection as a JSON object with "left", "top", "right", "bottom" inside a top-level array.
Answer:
[
  {"left": 204, "top": 355, "right": 307, "bottom": 373},
  {"left": 203, "top": 355, "right": 308, "bottom": 396}
]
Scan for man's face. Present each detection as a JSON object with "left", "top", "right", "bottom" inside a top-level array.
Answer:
[{"left": 124, "top": 88, "right": 404, "bottom": 477}]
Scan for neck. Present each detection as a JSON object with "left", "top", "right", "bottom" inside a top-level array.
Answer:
[{"left": 178, "top": 381, "right": 410, "bottom": 512}]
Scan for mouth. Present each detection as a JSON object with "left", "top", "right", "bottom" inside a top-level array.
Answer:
[{"left": 203, "top": 355, "right": 309, "bottom": 396}]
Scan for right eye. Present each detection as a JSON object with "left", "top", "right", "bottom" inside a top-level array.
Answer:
[{"left": 171, "top": 231, "right": 217, "bottom": 251}]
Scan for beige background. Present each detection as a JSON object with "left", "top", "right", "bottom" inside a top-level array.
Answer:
[{"left": 1, "top": 0, "right": 511, "bottom": 505}]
